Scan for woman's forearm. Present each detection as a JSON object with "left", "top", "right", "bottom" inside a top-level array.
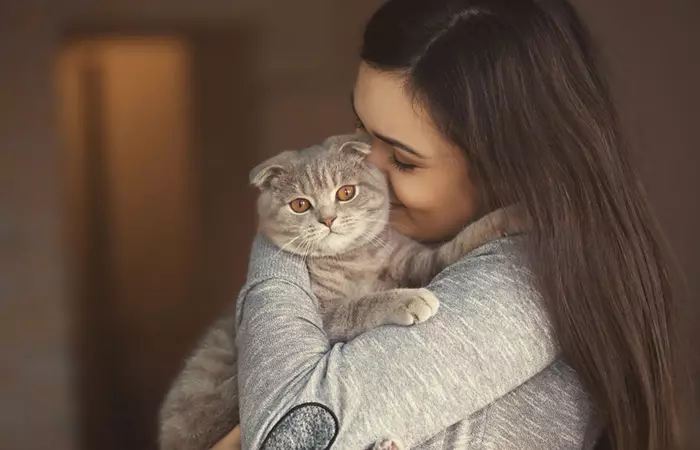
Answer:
[
  {"left": 236, "top": 235, "right": 558, "bottom": 449},
  {"left": 210, "top": 426, "right": 241, "bottom": 450}
]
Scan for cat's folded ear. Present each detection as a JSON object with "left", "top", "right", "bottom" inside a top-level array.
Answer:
[
  {"left": 249, "top": 150, "right": 297, "bottom": 190},
  {"left": 337, "top": 140, "right": 372, "bottom": 158},
  {"left": 323, "top": 133, "right": 371, "bottom": 147},
  {"left": 325, "top": 133, "right": 372, "bottom": 159}
]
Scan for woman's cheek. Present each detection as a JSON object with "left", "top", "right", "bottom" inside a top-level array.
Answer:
[
  {"left": 387, "top": 173, "right": 411, "bottom": 206},
  {"left": 393, "top": 173, "right": 432, "bottom": 211}
]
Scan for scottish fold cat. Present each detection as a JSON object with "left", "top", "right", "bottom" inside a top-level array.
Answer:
[{"left": 250, "top": 134, "right": 523, "bottom": 343}]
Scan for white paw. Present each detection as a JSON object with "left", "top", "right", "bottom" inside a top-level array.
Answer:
[
  {"left": 373, "top": 438, "right": 404, "bottom": 450},
  {"left": 389, "top": 288, "right": 440, "bottom": 326}
]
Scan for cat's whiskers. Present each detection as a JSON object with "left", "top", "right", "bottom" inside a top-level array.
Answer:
[
  {"left": 344, "top": 216, "right": 387, "bottom": 224},
  {"left": 336, "top": 217, "right": 388, "bottom": 245},
  {"left": 295, "top": 237, "right": 311, "bottom": 260},
  {"left": 344, "top": 218, "right": 390, "bottom": 234},
  {"left": 301, "top": 239, "right": 318, "bottom": 262},
  {"left": 341, "top": 219, "right": 387, "bottom": 232},
  {"left": 272, "top": 233, "right": 306, "bottom": 259},
  {"left": 358, "top": 229, "right": 394, "bottom": 253},
  {"left": 296, "top": 230, "right": 323, "bottom": 261},
  {"left": 304, "top": 231, "right": 325, "bottom": 255},
  {"left": 274, "top": 228, "right": 326, "bottom": 260},
  {"left": 342, "top": 218, "right": 391, "bottom": 247}
]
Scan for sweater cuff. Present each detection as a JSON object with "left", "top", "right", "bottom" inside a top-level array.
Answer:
[
  {"left": 236, "top": 234, "right": 313, "bottom": 327},
  {"left": 245, "top": 233, "right": 310, "bottom": 287}
]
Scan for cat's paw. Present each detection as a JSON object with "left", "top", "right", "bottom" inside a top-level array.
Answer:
[
  {"left": 388, "top": 288, "right": 440, "bottom": 326},
  {"left": 373, "top": 438, "right": 404, "bottom": 450}
]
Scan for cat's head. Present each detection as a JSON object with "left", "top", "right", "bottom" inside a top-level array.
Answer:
[{"left": 250, "top": 134, "right": 389, "bottom": 257}]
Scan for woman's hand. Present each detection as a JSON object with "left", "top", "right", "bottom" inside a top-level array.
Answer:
[{"left": 210, "top": 426, "right": 241, "bottom": 450}]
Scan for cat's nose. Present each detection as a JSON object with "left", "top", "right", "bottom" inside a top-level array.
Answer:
[{"left": 319, "top": 216, "right": 337, "bottom": 228}]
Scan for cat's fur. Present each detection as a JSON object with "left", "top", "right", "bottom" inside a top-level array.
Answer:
[{"left": 158, "top": 135, "right": 525, "bottom": 450}]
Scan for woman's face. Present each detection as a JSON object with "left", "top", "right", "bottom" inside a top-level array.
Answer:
[{"left": 353, "top": 62, "right": 481, "bottom": 243}]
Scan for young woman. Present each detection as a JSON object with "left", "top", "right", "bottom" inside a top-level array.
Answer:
[{"left": 206, "top": 0, "right": 691, "bottom": 448}]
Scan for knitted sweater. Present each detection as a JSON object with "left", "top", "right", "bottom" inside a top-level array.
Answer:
[{"left": 235, "top": 234, "right": 594, "bottom": 449}]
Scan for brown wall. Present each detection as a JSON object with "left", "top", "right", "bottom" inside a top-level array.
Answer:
[
  {"left": 575, "top": 0, "right": 700, "bottom": 303},
  {"left": 0, "top": 1, "right": 697, "bottom": 449},
  {"left": 1, "top": 1, "right": 381, "bottom": 449},
  {"left": 1, "top": 4, "right": 77, "bottom": 450}
]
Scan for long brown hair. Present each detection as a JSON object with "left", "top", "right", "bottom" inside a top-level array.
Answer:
[{"left": 361, "top": 0, "right": 692, "bottom": 449}]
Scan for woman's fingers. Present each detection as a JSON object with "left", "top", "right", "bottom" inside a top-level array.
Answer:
[{"left": 210, "top": 426, "right": 241, "bottom": 450}]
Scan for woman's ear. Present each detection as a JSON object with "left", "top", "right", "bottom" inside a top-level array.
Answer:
[{"left": 249, "top": 150, "right": 297, "bottom": 189}]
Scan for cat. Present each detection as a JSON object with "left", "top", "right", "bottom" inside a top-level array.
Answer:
[
  {"left": 250, "top": 134, "right": 524, "bottom": 343},
  {"left": 158, "top": 134, "right": 526, "bottom": 450}
]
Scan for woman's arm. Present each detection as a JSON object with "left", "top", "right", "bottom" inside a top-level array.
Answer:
[
  {"left": 210, "top": 426, "right": 241, "bottom": 450},
  {"left": 237, "top": 235, "right": 556, "bottom": 449}
]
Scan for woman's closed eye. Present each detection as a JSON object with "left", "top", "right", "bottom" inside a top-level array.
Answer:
[
  {"left": 354, "top": 115, "right": 417, "bottom": 172},
  {"left": 389, "top": 152, "right": 417, "bottom": 172}
]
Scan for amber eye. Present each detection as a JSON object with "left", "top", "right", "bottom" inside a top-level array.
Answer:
[
  {"left": 289, "top": 198, "right": 312, "bottom": 213},
  {"left": 336, "top": 185, "right": 357, "bottom": 202}
]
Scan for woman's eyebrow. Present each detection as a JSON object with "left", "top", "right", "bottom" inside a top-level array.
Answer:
[
  {"left": 374, "top": 133, "right": 426, "bottom": 159},
  {"left": 350, "top": 92, "right": 426, "bottom": 159}
]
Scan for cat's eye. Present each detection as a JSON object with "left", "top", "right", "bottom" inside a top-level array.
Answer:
[
  {"left": 336, "top": 185, "right": 357, "bottom": 202},
  {"left": 289, "top": 198, "right": 312, "bottom": 213}
]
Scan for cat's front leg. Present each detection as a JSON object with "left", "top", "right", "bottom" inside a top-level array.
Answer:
[
  {"left": 323, "top": 288, "right": 439, "bottom": 342},
  {"left": 373, "top": 438, "right": 406, "bottom": 450},
  {"left": 377, "top": 288, "right": 440, "bottom": 326}
]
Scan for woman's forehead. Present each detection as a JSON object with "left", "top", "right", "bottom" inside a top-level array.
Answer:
[
  {"left": 353, "top": 64, "right": 422, "bottom": 133},
  {"left": 353, "top": 63, "right": 458, "bottom": 161}
]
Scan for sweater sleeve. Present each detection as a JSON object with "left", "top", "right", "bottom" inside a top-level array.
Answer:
[{"left": 236, "top": 234, "right": 557, "bottom": 450}]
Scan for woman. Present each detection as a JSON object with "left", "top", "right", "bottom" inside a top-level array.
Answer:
[{"left": 205, "top": 0, "right": 690, "bottom": 448}]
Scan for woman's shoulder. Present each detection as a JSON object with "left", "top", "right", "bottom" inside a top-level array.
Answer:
[
  {"left": 430, "top": 234, "right": 543, "bottom": 309},
  {"left": 438, "top": 235, "right": 534, "bottom": 283}
]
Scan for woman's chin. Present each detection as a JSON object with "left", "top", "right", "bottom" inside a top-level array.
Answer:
[
  {"left": 389, "top": 212, "right": 416, "bottom": 239},
  {"left": 390, "top": 211, "right": 443, "bottom": 244}
]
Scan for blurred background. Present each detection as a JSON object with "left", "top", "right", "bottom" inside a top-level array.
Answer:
[{"left": 0, "top": 1, "right": 697, "bottom": 449}]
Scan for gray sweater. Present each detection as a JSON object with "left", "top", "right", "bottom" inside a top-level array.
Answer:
[{"left": 235, "top": 234, "right": 595, "bottom": 449}]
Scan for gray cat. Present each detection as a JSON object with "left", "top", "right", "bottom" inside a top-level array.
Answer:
[{"left": 158, "top": 135, "right": 524, "bottom": 450}]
